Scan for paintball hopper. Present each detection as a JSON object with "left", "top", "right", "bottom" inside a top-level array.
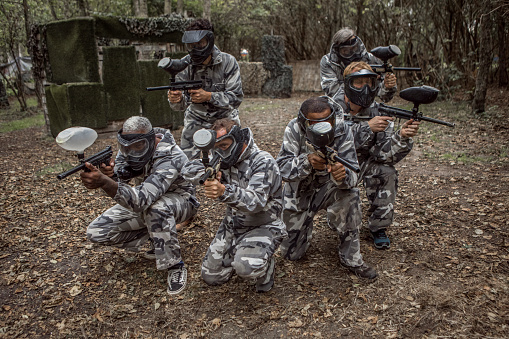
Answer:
[
  {"left": 158, "top": 57, "right": 190, "bottom": 77},
  {"left": 306, "top": 122, "right": 335, "bottom": 147},
  {"left": 370, "top": 45, "right": 401, "bottom": 61},
  {"left": 400, "top": 85, "right": 439, "bottom": 105},
  {"left": 193, "top": 129, "right": 216, "bottom": 152},
  {"left": 56, "top": 127, "right": 97, "bottom": 159}
]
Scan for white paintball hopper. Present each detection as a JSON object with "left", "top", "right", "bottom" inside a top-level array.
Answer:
[{"left": 56, "top": 127, "right": 98, "bottom": 154}]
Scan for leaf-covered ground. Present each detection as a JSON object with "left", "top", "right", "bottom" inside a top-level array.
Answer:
[{"left": 0, "top": 90, "right": 508, "bottom": 338}]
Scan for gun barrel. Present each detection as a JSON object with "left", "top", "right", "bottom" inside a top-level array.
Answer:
[
  {"left": 57, "top": 163, "right": 86, "bottom": 180},
  {"left": 379, "top": 105, "right": 455, "bottom": 128},
  {"left": 325, "top": 146, "right": 361, "bottom": 173},
  {"left": 199, "top": 168, "right": 215, "bottom": 185},
  {"left": 146, "top": 86, "right": 171, "bottom": 91},
  {"left": 392, "top": 67, "right": 421, "bottom": 72}
]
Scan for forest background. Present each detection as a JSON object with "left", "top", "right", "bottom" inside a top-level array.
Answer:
[{"left": 0, "top": 0, "right": 508, "bottom": 114}]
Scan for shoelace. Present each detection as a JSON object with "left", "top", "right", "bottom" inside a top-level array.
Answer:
[{"left": 170, "top": 269, "right": 183, "bottom": 283}]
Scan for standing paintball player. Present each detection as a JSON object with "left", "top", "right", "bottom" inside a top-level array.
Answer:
[
  {"left": 168, "top": 18, "right": 243, "bottom": 161},
  {"left": 320, "top": 27, "right": 397, "bottom": 102},
  {"left": 276, "top": 96, "right": 377, "bottom": 279},
  {"left": 80, "top": 116, "right": 199, "bottom": 295},
  {"left": 334, "top": 61, "right": 420, "bottom": 249},
  {"left": 182, "top": 118, "right": 287, "bottom": 292}
]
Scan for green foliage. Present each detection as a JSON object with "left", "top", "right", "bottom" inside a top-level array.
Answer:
[{"left": 0, "top": 114, "right": 44, "bottom": 133}]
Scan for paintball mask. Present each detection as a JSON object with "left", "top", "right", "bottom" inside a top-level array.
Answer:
[
  {"left": 306, "top": 121, "right": 335, "bottom": 147},
  {"left": 333, "top": 36, "right": 363, "bottom": 64},
  {"left": 182, "top": 30, "right": 215, "bottom": 65},
  {"left": 297, "top": 100, "right": 336, "bottom": 131},
  {"left": 344, "top": 69, "right": 380, "bottom": 108},
  {"left": 213, "top": 125, "right": 249, "bottom": 169},
  {"left": 117, "top": 128, "right": 156, "bottom": 172}
]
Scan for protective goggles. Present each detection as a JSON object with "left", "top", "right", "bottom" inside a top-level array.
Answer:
[
  {"left": 182, "top": 30, "right": 213, "bottom": 51},
  {"left": 336, "top": 36, "right": 362, "bottom": 59},
  {"left": 298, "top": 109, "right": 336, "bottom": 129},
  {"left": 117, "top": 129, "right": 155, "bottom": 158},
  {"left": 213, "top": 130, "right": 239, "bottom": 160},
  {"left": 345, "top": 69, "right": 379, "bottom": 90}
]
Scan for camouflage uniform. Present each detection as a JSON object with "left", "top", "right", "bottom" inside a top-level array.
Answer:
[
  {"left": 320, "top": 40, "right": 396, "bottom": 102},
  {"left": 276, "top": 117, "right": 365, "bottom": 267},
  {"left": 169, "top": 46, "right": 243, "bottom": 160},
  {"left": 335, "top": 90, "right": 414, "bottom": 232},
  {"left": 182, "top": 128, "right": 286, "bottom": 288},
  {"left": 87, "top": 128, "right": 199, "bottom": 270}
]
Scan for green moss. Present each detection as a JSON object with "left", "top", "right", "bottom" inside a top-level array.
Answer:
[
  {"left": 102, "top": 46, "right": 141, "bottom": 120},
  {"left": 46, "top": 83, "right": 107, "bottom": 137},
  {"left": 46, "top": 18, "right": 100, "bottom": 84}
]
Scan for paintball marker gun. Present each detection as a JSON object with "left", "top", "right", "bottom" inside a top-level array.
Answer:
[
  {"left": 369, "top": 45, "right": 421, "bottom": 75},
  {"left": 344, "top": 86, "right": 455, "bottom": 128},
  {"left": 193, "top": 129, "right": 221, "bottom": 184},
  {"left": 306, "top": 122, "right": 360, "bottom": 173},
  {"left": 55, "top": 127, "right": 113, "bottom": 180},
  {"left": 146, "top": 57, "right": 202, "bottom": 92}
]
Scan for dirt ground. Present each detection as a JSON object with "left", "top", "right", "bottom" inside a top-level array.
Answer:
[{"left": 0, "top": 90, "right": 508, "bottom": 338}]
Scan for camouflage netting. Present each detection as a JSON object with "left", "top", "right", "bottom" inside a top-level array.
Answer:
[
  {"left": 45, "top": 83, "right": 106, "bottom": 137},
  {"left": 45, "top": 18, "right": 100, "bottom": 84},
  {"left": 102, "top": 46, "right": 141, "bottom": 120},
  {"left": 38, "top": 15, "right": 190, "bottom": 136},
  {"left": 138, "top": 60, "right": 184, "bottom": 129},
  {"left": 238, "top": 62, "right": 269, "bottom": 95},
  {"left": 261, "top": 35, "right": 292, "bottom": 98}
]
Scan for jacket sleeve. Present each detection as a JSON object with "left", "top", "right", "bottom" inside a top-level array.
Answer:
[
  {"left": 367, "top": 53, "right": 397, "bottom": 102},
  {"left": 369, "top": 121, "right": 413, "bottom": 164},
  {"left": 209, "top": 56, "right": 243, "bottom": 111},
  {"left": 333, "top": 124, "right": 359, "bottom": 188},
  {"left": 219, "top": 155, "right": 279, "bottom": 214},
  {"left": 276, "top": 121, "right": 313, "bottom": 182},
  {"left": 113, "top": 151, "right": 185, "bottom": 213},
  {"left": 181, "top": 159, "right": 207, "bottom": 186},
  {"left": 320, "top": 55, "right": 342, "bottom": 97}
]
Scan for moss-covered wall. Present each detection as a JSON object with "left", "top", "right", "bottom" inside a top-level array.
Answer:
[
  {"left": 102, "top": 46, "right": 141, "bottom": 120},
  {"left": 44, "top": 15, "right": 188, "bottom": 136},
  {"left": 46, "top": 83, "right": 106, "bottom": 137},
  {"left": 46, "top": 18, "right": 100, "bottom": 84}
]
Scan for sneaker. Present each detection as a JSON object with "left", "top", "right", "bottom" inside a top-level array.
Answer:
[
  {"left": 371, "top": 229, "right": 390, "bottom": 249},
  {"left": 143, "top": 239, "right": 156, "bottom": 260},
  {"left": 167, "top": 263, "right": 187, "bottom": 295},
  {"left": 256, "top": 257, "right": 275, "bottom": 293},
  {"left": 341, "top": 262, "right": 378, "bottom": 280}
]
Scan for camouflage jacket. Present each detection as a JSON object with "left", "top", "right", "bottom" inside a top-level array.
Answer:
[
  {"left": 276, "top": 118, "right": 359, "bottom": 192},
  {"left": 182, "top": 128, "right": 285, "bottom": 229},
  {"left": 334, "top": 91, "right": 413, "bottom": 172},
  {"left": 320, "top": 41, "right": 396, "bottom": 102},
  {"left": 169, "top": 46, "right": 244, "bottom": 123},
  {"left": 113, "top": 128, "right": 195, "bottom": 213}
]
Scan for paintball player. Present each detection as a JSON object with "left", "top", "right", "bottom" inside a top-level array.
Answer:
[
  {"left": 320, "top": 27, "right": 397, "bottom": 102},
  {"left": 182, "top": 118, "right": 287, "bottom": 292},
  {"left": 168, "top": 18, "right": 243, "bottom": 161},
  {"left": 80, "top": 116, "right": 199, "bottom": 295},
  {"left": 276, "top": 97, "right": 377, "bottom": 279},
  {"left": 336, "top": 61, "right": 420, "bottom": 249}
]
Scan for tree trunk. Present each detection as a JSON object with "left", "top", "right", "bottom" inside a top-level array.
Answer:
[
  {"left": 0, "top": 80, "right": 9, "bottom": 108},
  {"left": 472, "top": 3, "right": 493, "bottom": 114},
  {"left": 133, "top": 0, "right": 148, "bottom": 17},
  {"left": 177, "top": 0, "right": 183, "bottom": 15},
  {"left": 497, "top": 11, "right": 508, "bottom": 87},
  {"left": 203, "top": 0, "right": 211, "bottom": 21},
  {"left": 164, "top": 0, "right": 172, "bottom": 15},
  {"left": 77, "top": 0, "right": 87, "bottom": 16}
]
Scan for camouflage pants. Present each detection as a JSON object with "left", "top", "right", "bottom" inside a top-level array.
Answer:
[
  {"left": 281, "top": 181, "right": 364, "bottom": 267},
  {"left": 181, "top": 111, "right": 241, "bottom": 160},
  {"left": 201, "top": 214, "right": 285, "bottom": 286},
  {"left": 360, "top": 163, "right": 398, "bottom": 232},
  {"left": 87, "top": 192, "right": 198, "bottom": 270}
]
